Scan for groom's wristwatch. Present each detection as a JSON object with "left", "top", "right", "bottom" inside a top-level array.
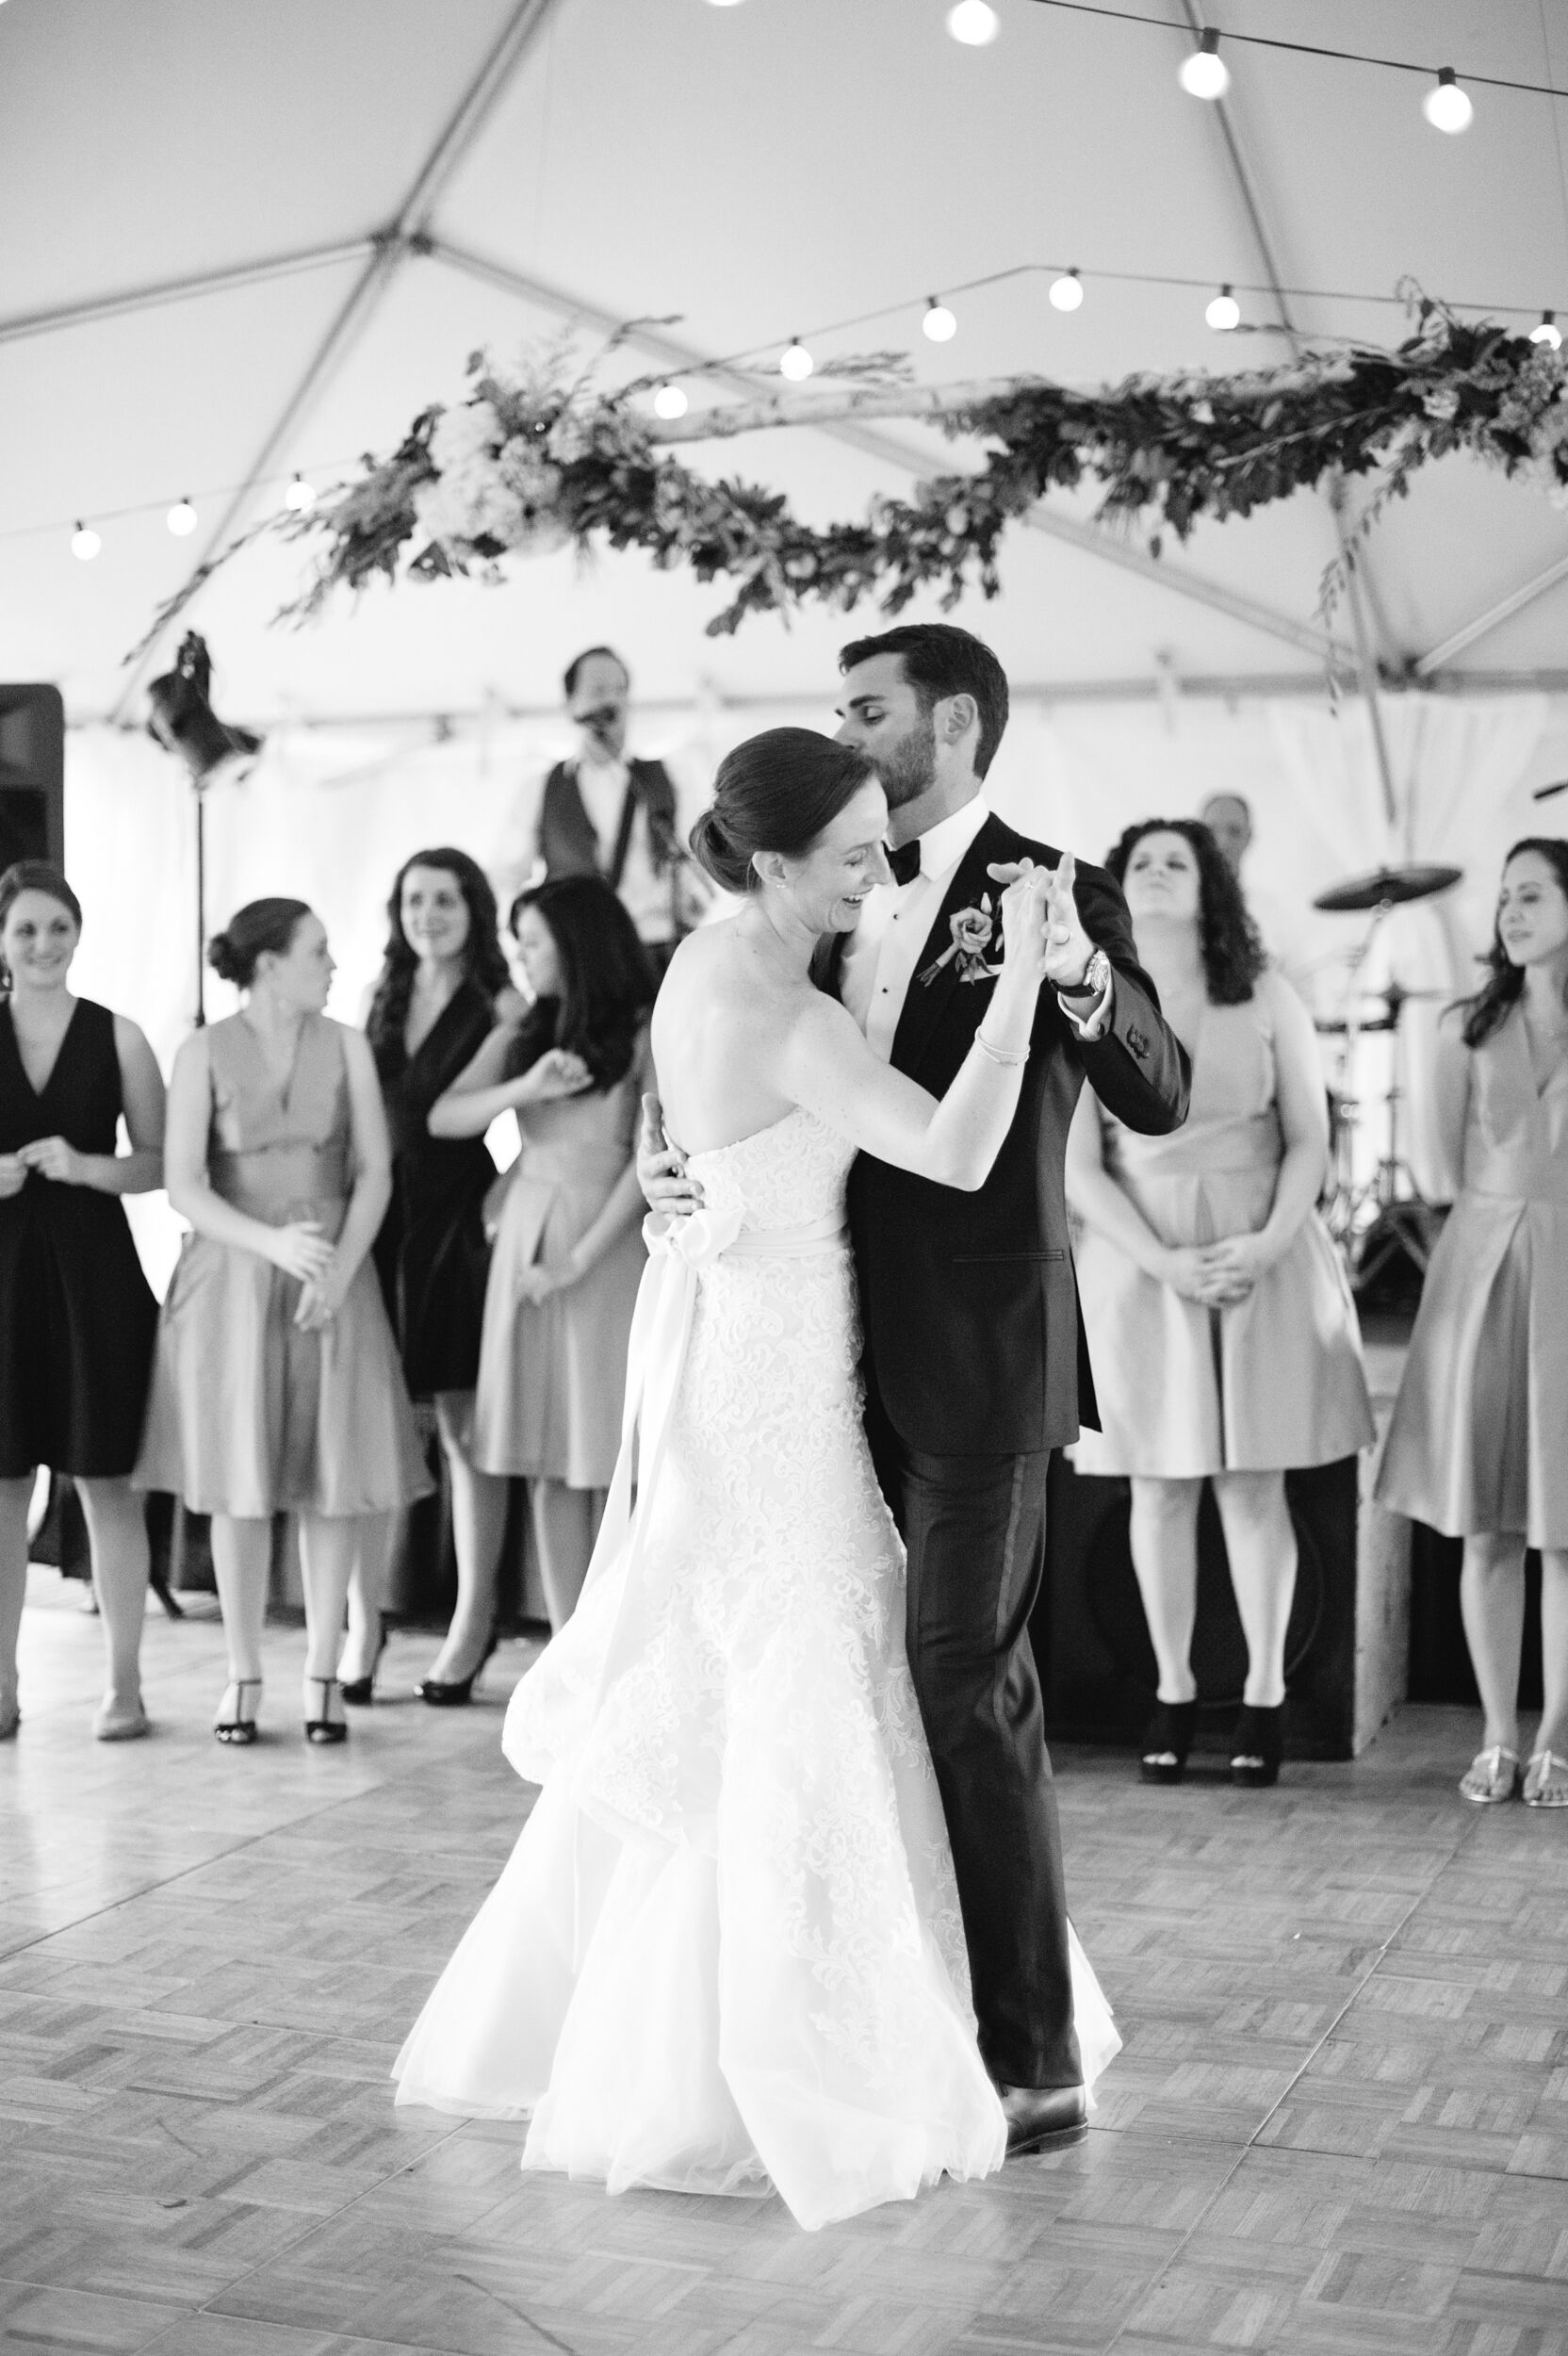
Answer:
[{"left": 1055, "top": 946, "right": 1111, "bottom": 1004}]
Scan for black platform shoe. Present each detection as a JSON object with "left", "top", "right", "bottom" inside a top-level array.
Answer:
[
  {"left": 1139, "top": 1698, "right": 1198, "bottom": 1785},
  {"left": 416, "top": 1626, "right": 498, "bottom": 1708},
  {"left": 339, "top": 1614, "right": 388, "bottom": 1706},
  {"left": 1230, "top": 1703, "right": 1283, "bottom": 1788}
]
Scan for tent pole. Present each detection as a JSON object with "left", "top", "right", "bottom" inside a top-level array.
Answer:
[
  {"left": 0, "top": 240, "right": 374, "bottom": 348},
  {"left": 1415, "top": 549, "right": 1568, "bottom": 676}
]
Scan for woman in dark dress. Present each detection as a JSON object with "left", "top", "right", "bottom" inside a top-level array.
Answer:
[
  {"left": 0, "top": 863, "right": 166, "bottom": 1742},
  {"left": 342, "top": 849, "right": 523, "bottom": 1702}
]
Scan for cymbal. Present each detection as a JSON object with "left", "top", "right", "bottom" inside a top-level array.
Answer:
[{"left": 1313, "top": 863, "right": 1462, "bottom": 913}]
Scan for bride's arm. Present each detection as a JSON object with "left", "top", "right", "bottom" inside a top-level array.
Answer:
[{"left": 782, "top": 870, "right": 1051, "bottom": 1191}]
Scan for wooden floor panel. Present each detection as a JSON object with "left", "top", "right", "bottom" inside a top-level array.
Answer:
[{"left": 4, "top": 1567, "right": 1568, "bottom": 2356}]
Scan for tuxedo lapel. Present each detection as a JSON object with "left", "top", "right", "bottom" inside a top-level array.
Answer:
[{"left": 890, "top": 816, "right": 1011, "bottom": 1076}]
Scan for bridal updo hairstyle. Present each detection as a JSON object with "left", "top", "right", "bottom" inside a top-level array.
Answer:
[
  {"left": 207, "top": 898, "right": 313, "bottom": 989},
  {"left": 690, "top": 728, "right": 876, "bottom": 896}
]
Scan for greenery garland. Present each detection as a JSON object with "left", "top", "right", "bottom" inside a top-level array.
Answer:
[{"left": 272, "top": 297, "right": 1568, "bottom": 640}]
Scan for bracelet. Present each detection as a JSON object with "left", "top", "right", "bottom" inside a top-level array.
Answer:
[{"left": 974, "top": 1028, "right": 1031, "bottom": 1067}]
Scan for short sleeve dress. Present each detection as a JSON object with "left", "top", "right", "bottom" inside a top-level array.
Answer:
[
  {"left": 134, "top": 1012, "right": 433, "bottom": 1519},
  {"left": 470, "top": 1042, "right": 647, "bottom": 1489},
  {"left": 1376, "top": 1006, "right": 1568, "bottom": 1548},
  {"left": 371, "top": 980, "right": 500, "bottom": 1399},
  {"left": 0, "top": 997, "right": 158, "bottom": 1478},
  {"left": 1071, "top": 984, "right": 1374, "bottom": 1479}
]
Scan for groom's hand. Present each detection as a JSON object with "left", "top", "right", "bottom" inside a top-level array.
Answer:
[
  {"left": 637, "top": 1092, "right": 704, "bottom": 1212},
  {"left": 989, "top": 853, "right": 1095, "bottom": 993}
]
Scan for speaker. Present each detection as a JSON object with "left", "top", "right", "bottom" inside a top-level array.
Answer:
[
  {"left": 1034, "top": 1451, "right": 1361, "bottom": 1759},
  {"left": 1408, "top": 1523, "right": 1544, "bottom": 1708},
  {"left": 0, "top": 685, "right": 65, "bottom": 872}
]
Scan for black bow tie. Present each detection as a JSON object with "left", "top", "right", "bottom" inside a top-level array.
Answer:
[{"left": 887, "top": 839, "right": 922, "bottom": 887}]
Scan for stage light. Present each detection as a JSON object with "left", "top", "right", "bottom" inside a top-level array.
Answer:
[
  {"left": 72, "top": 522, "right": 102, "bottom": 562},
  {"left": 1178, "top": 28, "right": 1229, "bottom": 99},
  {"left": 1530, "top": 311, "right": 1561, "bottom": 350},
  {"left": 283, "top": 472, "right": 317, "bottom": 512},
  {"left": 923, "top": 299, "right": 957, "bottom": 342},
  {"left": 1206, "top": 285, "right": 1241, "bottom": 331},
  {"left": 653, "top": 382, "right": 690, "bottom": 417},
  {"left": 1423, "top": 67, "right": 1473, "bottom": 133},
  {"left": 146, "top": 631, "right": 263, "bottom": 786},
  {"left": 779, "top": 339, "right": 814, "bottom": 381},
  {"left": 947, "top": 3, "right": 999, "bottom": 46},
  {"left": 1049, "top": 269, "right": 1084, "bottom": 312},
  {"left": 167, "top": 497, "right": 198, "bottom": 537}
]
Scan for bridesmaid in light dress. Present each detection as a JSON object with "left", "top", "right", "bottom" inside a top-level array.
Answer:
[
  {"left": 135, "top": 899, "right": 430, "bottom": 1745},
  {"left": 1066, "top": 820, "right": 1372, "bottom": 1790},
  {"left": 1377, "top": 838, "right": 1568, "bottom": 1808}
]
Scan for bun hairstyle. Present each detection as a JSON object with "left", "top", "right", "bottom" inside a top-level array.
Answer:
[
  {"left": 207, "top": 896, "right": 313, "bottom": 990},
  {"left": 690, "top": 728, "right": 877, "bottom": 895}
]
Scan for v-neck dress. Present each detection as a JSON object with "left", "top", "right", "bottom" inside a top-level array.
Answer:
[
  {"left": 0, "top": 996, "right": 158, "bottom": 1477},
  {"left": 1071, "top": 983, "right": 1374, "bottom": 1479},
  {"left": 371, "top": 979, "right": 500, "bottom": 1398},
  {"left": 133, "top": 1013, "right": 432, "bottom": 1518},
  {"left": 1377, "top": 1006, "right": 1568, "bottom": 1547}
]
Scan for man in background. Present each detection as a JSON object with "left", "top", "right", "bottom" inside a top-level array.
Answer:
[
  {"left": 1200, "top": 790, "right": 1318, "bottom": 1007},
  {"left": 503, "top": 646, "right": 710, "bottom": 975}
]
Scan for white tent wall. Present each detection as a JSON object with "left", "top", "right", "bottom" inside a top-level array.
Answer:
[{"left": 65, "top": 682, "right": 1565, "bottom": 1286}]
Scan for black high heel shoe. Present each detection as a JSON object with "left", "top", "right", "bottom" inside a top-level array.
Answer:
[
  {"left": 215, "top": 1678, "right": 262, "bottom": 1746},
  {"left": 1139, "top": 1698, "right": 1198, "bottom": 1785},
  {"left": 339, "top": 1614, "right": 388, "bottom": 1707},
  {"left": 303, "top": 1677, "right": 349, "bottom": 1745},
  {"left": 1231, "top": 1703, "right": 1283, "bottom": 1788},
  {"left": 416, "top": 1625, "right": 498, "bottom": 1708}
]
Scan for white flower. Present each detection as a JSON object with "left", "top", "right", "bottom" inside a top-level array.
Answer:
[
  {"left": 428, "top": 400, "right": 504, "bottom": 473},
  {"left": 545, "top": 412, "right": 594, "bottom": 465},
  {"left": 497, "top": 438, "right": 564, "bottom": 512},
  {"left": 1421, "top": 386, "right": 1461, "bottom": 422}
]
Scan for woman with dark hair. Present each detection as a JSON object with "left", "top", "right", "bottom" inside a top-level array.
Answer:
[
  {"left": 0, "top": 862, "right": 165, "bottom": 1742},
  {"left": 1066, "top": 819, "right": 1372, "bottom": 1789},
  {"left": 396, "top": 728, "right": 1122, "bottom": 2231},
  {"left": 135, "top": 898, "right": 430, "bottom": 1745},
  {"left": 427, "top": 875, "right": 655, "bottom": 1637},
  {"left": 339, "top": 850, "right": 523, "bottom": 1704},
  {"left": 1378, "top": 839, "right": 1568, "bottom": 1808}
]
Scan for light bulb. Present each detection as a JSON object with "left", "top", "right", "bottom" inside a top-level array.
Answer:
[
  {"left": 1049, "top": 269, "right": 1084, "bottom": 313},
  {"left": 923, "top": 299, "right": 957, "bottom": 343},
  {"left": 1206, "top": 285, "right": 1241, "bottom": 332},
  {"left": 947, "top": 2, "right": 999, "bottom": 45},
  {"left": 1423, "top": 67, "right": 1473, "bottom": 133},
  {"left": 704, "top": 0, "right": 745, "bottom": 8},
  {"left": 653, "top": 382, "right": 690, "bottom": 418},
  {"left": 284, "top": 472, "right": 317, "bottom": 513},
  {"left": 1178, "top": 28, "right": 1230, "bottom": 100},
  {"left": 779, "top": 339, "right": 814, "bottom": 382},
  {"left": 167, "top": 497, "right": 198, "bottom": 537},
  {"left": 1530, "top": 310, "right": 1561, "bottom": 350},
  {"left": 72, "top": 522, "right": 102, "bottom": 562}
]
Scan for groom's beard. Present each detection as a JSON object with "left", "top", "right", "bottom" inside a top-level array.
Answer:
[{"left": 866, "top": 712, "right": 938, "bottom": 810}]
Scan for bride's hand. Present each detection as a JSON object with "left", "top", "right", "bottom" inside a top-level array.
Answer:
[{"left": 988, "top": 861, "right": 1053, "bottom": 990}]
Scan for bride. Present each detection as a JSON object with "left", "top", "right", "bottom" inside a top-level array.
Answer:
[{"left": 393, "top": 728, "right": 1119, "bottom": 2230}]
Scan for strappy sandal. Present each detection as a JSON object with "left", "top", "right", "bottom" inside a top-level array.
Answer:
[
  {"left": 214, "top": 1678, "right": 262, "bottom": 1745},
  {"left": 303, "top": 1677, "right": 349, "bottom": 1745},
  {"left": 1459, "top": 1744, "right": 1520, "bottom": 1804},
  {"left": 1522, "top": 1749, "right": 1568, "bottom": 1808}
]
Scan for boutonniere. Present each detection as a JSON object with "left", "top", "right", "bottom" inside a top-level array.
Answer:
[{"left": 919, "top": 893, "right": 1002, "bottom": 987}]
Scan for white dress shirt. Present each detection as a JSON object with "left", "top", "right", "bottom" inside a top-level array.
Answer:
[{"left": 840, "top": 796, "right": 1112, "bottom": 1060}]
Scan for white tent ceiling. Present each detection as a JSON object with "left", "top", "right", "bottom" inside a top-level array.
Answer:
[{"left": 4, "top": 0, "right": 1568, "bottom": 729}]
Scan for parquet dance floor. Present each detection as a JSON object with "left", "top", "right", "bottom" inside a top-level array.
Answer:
[{"left": 2, "top": 1569, "right": 1566, "bottom": 2356}]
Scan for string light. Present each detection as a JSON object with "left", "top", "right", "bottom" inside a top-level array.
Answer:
[
  {"left": 653, "top": 382, "right": 691, "bottom": 417},
  {"left": 947, "top": 2, "right": 1000, "bottom": 45},
  {"left": 923, "top": 298, "right": 958, "bottom": 342},
  {"left": 703, "top": 0, "right": 746, "bottom": 8},
  {"left": 1048, "top": 268, "right": 1084, "bottom": 311},
  {"left": 1177, "top": 28, "right": 1229, "bottom": 100},
  {"left": 283, "top": 472, "right": 317, "bottom": 512},
  {"left": 71, "top": 522, "right": 102, "bottom": 562},
  {"left": 779, "top": 338, "right": 814, "bottom": 381},
  {"left": 1205, "top": 284, "right": 1241, "bottom": 331},
  {"left": 1423, "top": 67, "right": 1473, "bottom": 132},
  {"left": 1531, "top": 310, "right": 1562, "bottom": 350},
  {"left": 166, "top": 496, "right": 198, "bottom": 536}
]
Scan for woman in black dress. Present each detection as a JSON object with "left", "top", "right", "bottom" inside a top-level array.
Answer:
[
  {"left": 0, "top": 863, "right": 166, "bottom": 1741},
  {"left": 342, "top": 848, "right": 522, "bottom": 1701}
]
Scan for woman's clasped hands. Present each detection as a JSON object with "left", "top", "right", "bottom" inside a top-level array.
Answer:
[{"left": 1162, "top": 1232, "right": 1279, "bottom": 1306}]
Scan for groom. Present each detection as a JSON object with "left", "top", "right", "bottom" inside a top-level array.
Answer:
[{"left": 644, "top": 624, "right": 1189, "bottom": 2152}]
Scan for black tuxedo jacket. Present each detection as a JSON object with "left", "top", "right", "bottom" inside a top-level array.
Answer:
[{"left": 819, "top": 811, "right": 1190, "bottom": 1457}]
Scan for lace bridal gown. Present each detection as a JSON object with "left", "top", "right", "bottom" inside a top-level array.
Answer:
[{"left": 393, "top": 1106, "right": 1119, "bottom": 2230}]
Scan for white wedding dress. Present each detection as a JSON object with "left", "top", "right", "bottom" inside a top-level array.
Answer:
[{"left": 393, "top": 1105, "right": 1119, "bottom": 2230}]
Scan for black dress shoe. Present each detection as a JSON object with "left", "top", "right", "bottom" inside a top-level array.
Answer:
[
  {"left": 416, "top": 1625, "right": 498, "bottom": 1707},
  {"left": 998, "top": 2082, "right": 1088, "bottom": 2156}
]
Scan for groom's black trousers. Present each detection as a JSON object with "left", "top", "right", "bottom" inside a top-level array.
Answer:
[{"left": 864, "top": 1372, "right": 1082, "bottom": 2093}]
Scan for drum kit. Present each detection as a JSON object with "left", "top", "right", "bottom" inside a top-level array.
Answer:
[{"left": 1309, "top": 861, "right": 1462, "bottom": 1294}]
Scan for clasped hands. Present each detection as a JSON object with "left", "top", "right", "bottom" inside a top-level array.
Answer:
[
  {"left": 987, "top": 851, "right": 1096, "bottom": 995},
  {"left": 0, "top": 1136, "right": 89, "bottom": 1194},
  {"left": 1163, "top": 1233, "right": 1276, "bottom": 1307}
]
